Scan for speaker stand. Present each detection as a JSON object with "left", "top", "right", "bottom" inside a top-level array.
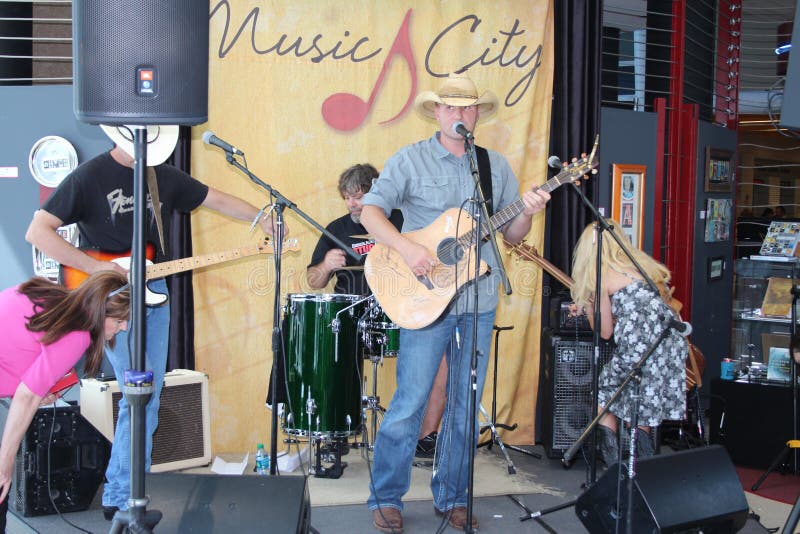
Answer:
[{"left": 109, "top": 127, "right": 161, "bottom": 534}]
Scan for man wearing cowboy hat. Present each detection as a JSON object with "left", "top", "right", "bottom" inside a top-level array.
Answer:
[
  {"left": 25, "top": 125, "right": 281, "bottom": 520},
  {"left": 360, "top": 73, "right": 550, "bottom": 532}
]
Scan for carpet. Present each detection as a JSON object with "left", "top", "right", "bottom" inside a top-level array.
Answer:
[
  {"left": 303, "top": 447, "right": 563, "bottom": 507},
  {"left": 737, "top": 466, "right": 800, "bottom": 505}
]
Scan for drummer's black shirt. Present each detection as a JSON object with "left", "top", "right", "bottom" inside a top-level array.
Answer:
[{"left": 308, "top": 210, "right": 403, "bottom": 295}]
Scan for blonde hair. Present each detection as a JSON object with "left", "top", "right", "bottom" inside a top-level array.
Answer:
[{"left": 570, "top": 218, "right": 671, "bottom": 308}]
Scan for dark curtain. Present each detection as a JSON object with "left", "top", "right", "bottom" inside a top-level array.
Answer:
[
  {"left": 165, "top": 126, "right": 195, "bottom": 370},
  {"left": 545, "top": 0, "right": 603, "bottom": 276}
]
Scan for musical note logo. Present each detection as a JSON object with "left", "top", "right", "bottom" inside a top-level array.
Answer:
[{"left": 322, "top": 9, "right": 417, "bottom": 132}]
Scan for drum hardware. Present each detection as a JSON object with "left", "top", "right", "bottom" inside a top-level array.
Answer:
[
  {"left": 356, "top": 351, "right": 389, "bottom": 452},
  {"left": 311, "top": 436, "right": 349, "bottom": 479}
]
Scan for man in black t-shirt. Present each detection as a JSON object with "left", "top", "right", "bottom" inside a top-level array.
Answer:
[
  {"left": 25, "top": 125, "right": 280, "bottom": 521},
  {"left": 306, "top": 164, "right": 402, "bottom": 296}
]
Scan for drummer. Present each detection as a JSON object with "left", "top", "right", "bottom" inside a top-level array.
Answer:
[
  {"left": 306, "top": 163, "right": 403, "bottom": 295},
  {"left": 305, "top": 163, "right": 447, "bottom": 459}
]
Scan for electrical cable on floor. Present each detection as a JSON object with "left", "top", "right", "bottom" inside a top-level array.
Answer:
[{"left": 45, "top": 386, "right": 93, "bottom": 533}]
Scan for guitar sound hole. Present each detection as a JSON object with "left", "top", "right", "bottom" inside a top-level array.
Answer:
[{"left": 437, "top": 238, "right": 464, "bottom": 265}]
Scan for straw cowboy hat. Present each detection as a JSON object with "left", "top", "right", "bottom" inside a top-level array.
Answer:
[
  {"left": 413, "top": 73, "right": 499, "bottom": 123},
  {"left": 100, "top": 124, "right": 179, "bottom": 166}
]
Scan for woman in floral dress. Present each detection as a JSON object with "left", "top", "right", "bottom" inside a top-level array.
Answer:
[{"left": 570, "top": 219, "right": 687, "bottom": 465}]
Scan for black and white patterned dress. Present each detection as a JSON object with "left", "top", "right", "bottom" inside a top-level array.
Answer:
[{"left": 598, "top": 279, "right": 687, "bottom": 427}]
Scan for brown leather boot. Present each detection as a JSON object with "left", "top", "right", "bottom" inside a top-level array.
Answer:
[
  {"left": 372, "top": 507, "right": 403, "bottom": 533},
  {"left": 435, "top": 506, "right": 478, "bottom": 531}
]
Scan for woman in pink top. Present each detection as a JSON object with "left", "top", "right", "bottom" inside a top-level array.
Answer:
[{"left": 0, "top": 270, "right": 129, "bottom": 525}]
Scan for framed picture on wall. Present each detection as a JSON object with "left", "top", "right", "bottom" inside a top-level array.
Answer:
[
  {"left": 705, "top": 147, "right": 733, "bottom": 192},
  {"left": 704, "top": 197, "right": 733, "bottom": 242},
  {"left": 611, "top": 164, "right": 646, "bottom": 248}
]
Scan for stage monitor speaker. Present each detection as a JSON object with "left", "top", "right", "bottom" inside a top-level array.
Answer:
[
  {"left": 13, "top": 404, "right": 110, "bottom": 517},
  {"left": 575, "top": 445, "right": 748, "bottom": 534},
  {"left": 72, "top": 0, "right": 209, "bottom": 125},
  {"left": 80, "top": 369, "right": 211, "bottom": 472},
  {"left": 146, "top": 473, "right": 310, "bottom": 533},
  {"left": 539, "top": 328, "right": 614, "bottom": 459}
]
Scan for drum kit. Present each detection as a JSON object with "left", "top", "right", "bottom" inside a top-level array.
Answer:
[{"left": 280, "top": 292, "right": 398, "bottom": 478}]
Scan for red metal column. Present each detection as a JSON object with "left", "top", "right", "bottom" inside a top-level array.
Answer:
[{"left": 663, "top": 0, "right": 695, "bottom": 318}]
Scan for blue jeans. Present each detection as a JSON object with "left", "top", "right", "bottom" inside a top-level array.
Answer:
[
  {"left": 367, "top": 310, "right": 495, "bottom": 512},
  {"left": 102, "top": 279, "right": 169, "bottom": 510}
]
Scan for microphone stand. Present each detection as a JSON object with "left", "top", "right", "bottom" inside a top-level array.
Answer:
[
  {"left": 522, "top": 176, "right": 669, "bottom": 531},
  {"left": 109, "top": 127, "right": 161, "bottom": 534},
  {"left": 463, "top": 134, "right": 512, "bottom": 534},
  {"left": 219, "top": 150, "right": 360, "bottom": 474}
]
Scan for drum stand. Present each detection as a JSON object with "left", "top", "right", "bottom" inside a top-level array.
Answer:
[{"left": 358, "top": 350, "right": 388, "bottom": 451}]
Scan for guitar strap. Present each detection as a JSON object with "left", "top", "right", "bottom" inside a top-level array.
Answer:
[
  {"left": 476, "top": 146, "right": 493, "bottom": 216},
  {"left": 146, "top": 167, "right": 167, "bottom": 255}
]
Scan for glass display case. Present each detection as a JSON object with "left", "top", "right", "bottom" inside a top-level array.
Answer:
[{"left": 732, "top": 257, "right": 799, "bottom": 373}]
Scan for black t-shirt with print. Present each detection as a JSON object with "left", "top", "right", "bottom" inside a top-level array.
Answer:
[
  {"left": 308, "top": 210, "right": 403, "bottom": 295},
  {"left": 42, "top": 151, "right": 209, "bottom": 263}
]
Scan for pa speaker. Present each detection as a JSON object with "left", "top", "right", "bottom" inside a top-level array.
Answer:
[
  {"left": 80, "top": 369, "right": 211, "bottom": 472},
  {"left": 575, "top": 445, "right": 748, "bottom": 533},
  {"left": 13, "top": 404, "right": 110, "bottom": 517},
  {"left": 145, "top": 473, "right": 310, "bottom": 533},
  {"left": 72, "top": 0, "right": 209, "bottom": 125},
  {"left": 539, "top": 328, "right": 614, "bottom": 459}
]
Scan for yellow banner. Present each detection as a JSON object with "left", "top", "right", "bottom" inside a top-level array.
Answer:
[{"left": 192, "top": 0, "right": 554, "bottom": 453}]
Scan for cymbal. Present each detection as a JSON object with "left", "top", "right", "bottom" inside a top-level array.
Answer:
[
  {"left": 337, "top": 265, "right": 364, "bottom": 271},
  {"left": 350, "top": 234, "right": 372, "bottom": 239}
]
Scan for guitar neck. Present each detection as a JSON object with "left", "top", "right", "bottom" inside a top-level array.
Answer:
[
  {"left": 462, "top": 170, "right": 581, "bottom": 248},
  {"left": 505, "top": 240, "right": 575, "bottom": 288},
  {"left": 146, "top": 243, "right": 266, "bottom": 279}
]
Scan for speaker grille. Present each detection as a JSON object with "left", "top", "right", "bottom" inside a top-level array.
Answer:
[
  {"left": 539, "top": 328, "right": 614, "bottom": 458},
  {"left": 73, "top": 0, "right": 209, "bottom": 125},
  {"left": 112, "top": 382, "right": 206, "bottom": 467}
]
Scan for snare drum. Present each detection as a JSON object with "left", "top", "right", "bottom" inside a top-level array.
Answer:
[{"left": 282, "top": 293, "right": 363, "bottom": 437}]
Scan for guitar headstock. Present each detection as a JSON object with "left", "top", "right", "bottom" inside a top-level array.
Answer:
[
  {"left": 553, "top": 134, "right": 600, "bottom": 187},
  {"left": 260, "top": 237, "right": 300, "bottom": 253},
  {"left": 504, "top": 239, "right": 538, "bottom": 261}
]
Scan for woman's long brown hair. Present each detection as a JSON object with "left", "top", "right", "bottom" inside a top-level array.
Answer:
[{"left": 20, "top": 271, "right": 130, "bottom": 376}]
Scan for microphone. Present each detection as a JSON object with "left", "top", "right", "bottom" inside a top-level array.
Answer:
[
  {"left": 452, "top": 121, "right": 474, "bottom": 139},
  {"left": 666, "top": 317, "right": 692, "bottom": 337},
  {"left": 547, "top": 155, "right": 563, "bottom": 170},
  {"left": 202, "top": 131, "right": 244, "bottom": 155}
]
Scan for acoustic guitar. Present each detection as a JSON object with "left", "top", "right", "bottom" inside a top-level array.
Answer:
[
  {"left": 365, "top": 138, "right": 599, "bottom": 330},
  {"left": 505, "top": 240, "right": 705, "bottom": 390},
  {"left": 61, "top": 237, "right": 300, "bottom": 306}
]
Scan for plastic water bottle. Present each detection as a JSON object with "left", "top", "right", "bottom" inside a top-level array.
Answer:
[{"left": 255, "top": 443, "right": 269, "bottom": 474}]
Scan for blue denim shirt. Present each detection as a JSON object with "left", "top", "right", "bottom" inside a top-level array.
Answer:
[{"left": 363, "top": 133, "right": 521, "bottom": 314}]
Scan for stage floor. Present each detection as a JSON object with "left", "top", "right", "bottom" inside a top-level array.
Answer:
[{"left": 7, "top": 443, "right": 781, "bottom": 533}]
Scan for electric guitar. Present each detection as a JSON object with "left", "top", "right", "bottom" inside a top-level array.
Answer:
[
  {"left": 506, "top": 240, "right": 704, "bottom": 390},
  {"left": 60, "top": 238, "right": 300, "bottom": 306},
  {"left": 365, "top": 138, "right": 599, "bottom": 330}
]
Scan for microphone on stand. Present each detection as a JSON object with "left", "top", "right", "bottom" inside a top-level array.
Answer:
[
  {"left": 202, "top": 130, "right": 244, "bottom": 155},
  {"left": 453, "top": 121, "right": 474, "bottom": 139},
  {"left": 665, "top": 316, "right": 693, "bottom": 337},
  {"left": 547, "top": 155, "right": 563, "bottom": 170}
]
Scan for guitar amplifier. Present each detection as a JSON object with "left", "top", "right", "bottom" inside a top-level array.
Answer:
[
  {"left": 549, "top": 293, "right": 592, "bottom": 334},
  {"left": 80, "top": 369, "right": 211, "bottom": 472}
]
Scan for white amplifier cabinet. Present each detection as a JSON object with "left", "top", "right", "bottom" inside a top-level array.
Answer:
[{"left": 80, "top": 369, "right": 211, "bottom": 473}]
